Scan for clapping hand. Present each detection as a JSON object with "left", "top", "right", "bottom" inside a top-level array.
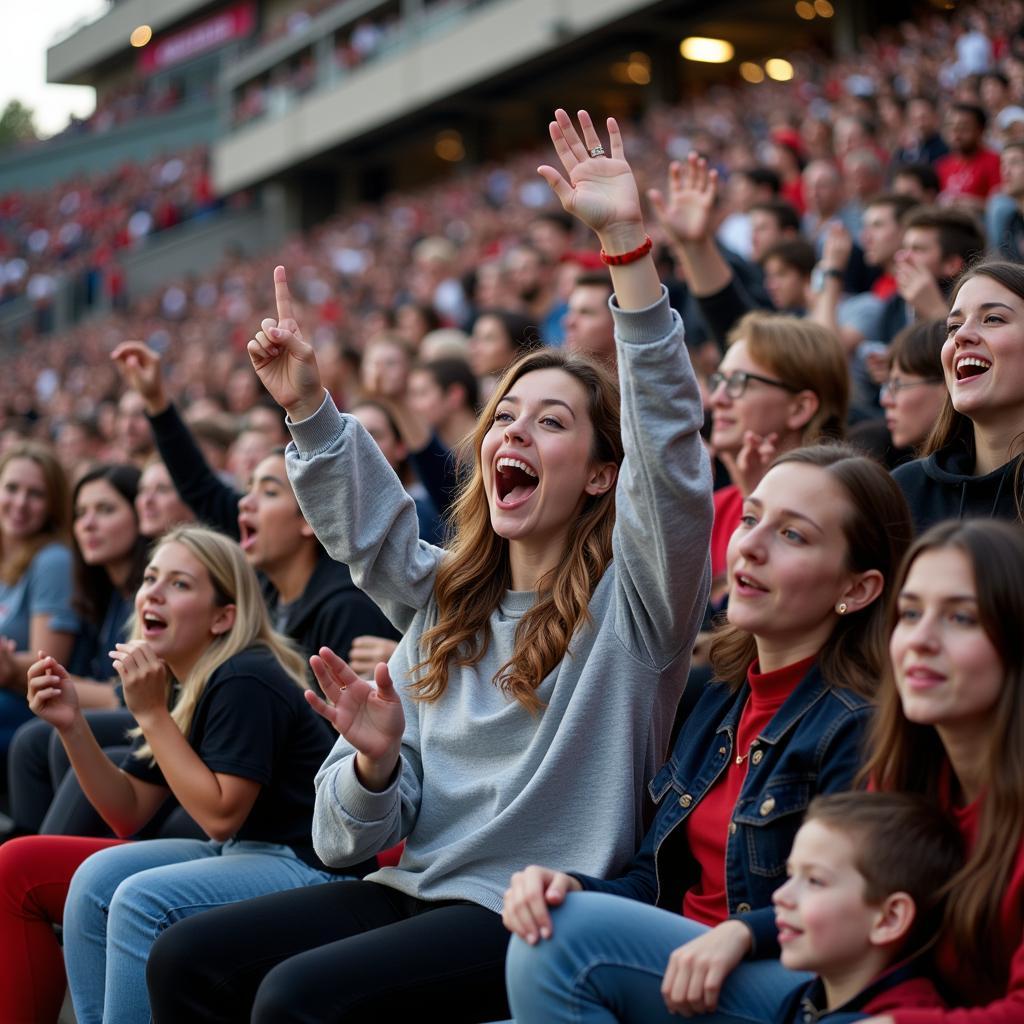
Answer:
[
  {"left": 248, "top": 267, "right": 324, "bottom": 422},
  {"left": 27, "top": 653, "right": 80, "bottom": 732},
  {"left": 110, "top": 641, "right": 171, "bottom": 722}
]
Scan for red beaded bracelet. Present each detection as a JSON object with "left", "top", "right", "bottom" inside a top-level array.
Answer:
[{"left": 600, "top": 234, "right": 653, "bottom": 266}]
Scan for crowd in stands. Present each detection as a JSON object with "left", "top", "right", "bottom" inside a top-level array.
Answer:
[
  {"left": 3, "top": 0, "right": 1024, "bottom": 1020},
  {"left": 0, "top": 147, "right": 221, "bottom": 319}
]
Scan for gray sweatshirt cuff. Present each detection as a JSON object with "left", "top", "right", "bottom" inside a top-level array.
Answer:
[
  {"left": 286, "top": 389, "right": 345, "bottom": 455},
  {"left": 334, "top": 754, "right": 404, "bottom": 823},
  {"left": 609, "top": 285, "right": 675, "bottom": 346}
]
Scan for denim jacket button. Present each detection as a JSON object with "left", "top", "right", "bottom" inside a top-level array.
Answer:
[
  {"left": 679, "top": 793, "right": 693, "bottom": 808},
  {"left": 759, "top": 796, "right": 775, "bottom": 816},
  {"left": 736, "top": 902, "right": 752, "bottom": 913},
  {"left": 728, "top": 821, "right": 737, "bottom": 835},
  {"left": 751, "top": 749, "right": 764, "bottom": 765}
]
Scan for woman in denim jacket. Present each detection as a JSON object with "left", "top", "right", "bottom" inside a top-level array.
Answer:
[{"left": 504, "top": 444, "right": 913, "bottom": 1024}]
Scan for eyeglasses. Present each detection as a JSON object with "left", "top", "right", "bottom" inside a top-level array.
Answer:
[
  {"left": 707, "top": 370, "right": 799, "bottom": 399},
  {"left": 879, "top": 377, "right": 944, "bottom": 398}
]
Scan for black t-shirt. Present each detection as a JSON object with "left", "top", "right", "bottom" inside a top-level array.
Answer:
[{"left": 120, "top": 646, "right": 333, "bottom": 869}]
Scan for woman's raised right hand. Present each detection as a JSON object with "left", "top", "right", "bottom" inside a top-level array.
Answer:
[
  {"left": 27, "top": 653, "right": 80, "bottom": 732},
  {"left": 305, "top": 647, "right": 405, "bottom": 791},
  {"left": 502, "top": 865, "right": 582, "bottom": 943},
  {"left": 248, "top": 266, "right": 324, "bottom": 422}
]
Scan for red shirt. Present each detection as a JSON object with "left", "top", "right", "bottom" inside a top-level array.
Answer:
[
  {"left": 682, "top": 656, "right": 815, "bottom": 925},
  {"left": 892, "top": 790, "right": 1024, "bottom": 1024},
  {"left": 936, "top": 149, "right": 1002, "bottom": 201},
  {"left": 711, "top": 485, "right": 743, "bottom": 580}
]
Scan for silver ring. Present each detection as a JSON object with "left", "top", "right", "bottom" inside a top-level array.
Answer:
[{"left": 588, "top": 145, "right": 605, "bottom": 158}]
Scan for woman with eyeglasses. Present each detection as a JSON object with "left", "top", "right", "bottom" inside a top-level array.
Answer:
[
  {"left": 707, "top": 312, "right": 848, "bottom": 594},
  {"left": 879, "top": 319, "right": 946, "bottom": 454},
  {"left": 893, "top": 260, "right": 1024, "bottom": 532}
]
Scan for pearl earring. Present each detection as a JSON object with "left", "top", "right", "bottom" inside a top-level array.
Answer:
[{"left": 836, "top": 602, "right": 848, "bottom": 615}]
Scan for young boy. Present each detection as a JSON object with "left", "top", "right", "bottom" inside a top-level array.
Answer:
[{"left": 772, "top": 791, "right": 963, "bottom": 1022}]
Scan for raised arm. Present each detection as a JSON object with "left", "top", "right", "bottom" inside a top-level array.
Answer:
[
  {"left": 541, "top": 110, "right": 713, "bottom": 668},
  {"left": 112, "top": 341, "right": 243, "bottom": 536},
  {"left": 250, "top": 268, "right": 442, "bottom": 628}
]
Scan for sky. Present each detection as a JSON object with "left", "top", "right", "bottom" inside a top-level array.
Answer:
[{"left": 0, "top": 0, "right": 103, "bottom": 137}]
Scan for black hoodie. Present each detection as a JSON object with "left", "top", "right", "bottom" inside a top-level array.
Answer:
[{"left": 892, "top": 442, "right": 1022, "bottom": 535}]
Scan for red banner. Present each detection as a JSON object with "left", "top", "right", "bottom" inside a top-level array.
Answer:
[{"left": 139, "top": 2, "right": 256, "bottom": 74}]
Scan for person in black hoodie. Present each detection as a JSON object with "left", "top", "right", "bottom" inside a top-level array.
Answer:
[
  {"left": 892, "top": 260, "right": 1024, "bottom": 533},
  {"left": 110, "top": 340, "right": 399, "bottom": 672}
]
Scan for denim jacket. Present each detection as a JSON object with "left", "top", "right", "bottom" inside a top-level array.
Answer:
[{"left": 572, "top": 664, "right": 870, "bottom": 955}]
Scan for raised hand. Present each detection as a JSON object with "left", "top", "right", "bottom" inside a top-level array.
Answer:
[
  {"left": 660, "top": 919, "right": 752, "bottom": 1015},
  {"left": 648, "top": 152, "right": 719, "bottom": 247},
  {"left": 305, "top": 647, "right": 405, "bottom": 790},
  {"left": 110, "top": 341, "right": 168, "bottom": 414},
  {"left": 502, "top": 864, "right": 582, "bottom": 944},
  {"left": 538, "top": 109, "right": 643, "bottom": 247},
  {"left": 248, "top": 266, "right": 324, "bottom": 421},
  {"left": 110, "top": 641, "right": 171, "bottom": 723},
  {"left": 820, "top": 221, "right": 852, "bottom": 273},
  {"left": 27, "top": 653, "right": 80, "bottom": 732}
]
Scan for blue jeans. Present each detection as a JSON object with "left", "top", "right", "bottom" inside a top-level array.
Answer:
[
  {"left": 505, "top": 892, "right": 810, "bottom": 1024},
  {"left": 62, "top": 837, "right": 340, "bottom": 1024}
]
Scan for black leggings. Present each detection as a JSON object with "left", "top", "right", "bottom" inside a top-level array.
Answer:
[{"left": 147, "top": 879, "right": 512, "bottom": 1023}]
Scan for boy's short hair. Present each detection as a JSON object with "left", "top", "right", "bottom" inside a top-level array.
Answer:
[
  {"left": 749, "top": 199, "right": 801, "bottom": 234},
  {"left": 805, "top": 792, "right": 963, "bottom": 956},
  {"left": 417, "top": 357, "right": 479, "bottom": 413},
  {"left": 900, "top": 206, "right": 985, "bottom": 265},
  {"left": 865, "top": 192, "right": 920, "bottom": 225},
  {"left": 760, "top": 238, "right": 816, "bottom": 276}
]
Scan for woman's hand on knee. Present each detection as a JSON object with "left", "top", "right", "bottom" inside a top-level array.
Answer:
[
  {"left": 660, "top": 918, "right": 752, "bottom": 1016},
  {"left": 502, "top": 865, "right": 582, "bottom": 944}
]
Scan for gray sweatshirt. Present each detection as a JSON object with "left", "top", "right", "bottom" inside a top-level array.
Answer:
[{"left": 286, "top": 287, "right": 712, "bottom": 913}]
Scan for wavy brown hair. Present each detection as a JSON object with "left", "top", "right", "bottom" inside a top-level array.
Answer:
[
  {"left": 860, "top": 520, "right": 1024, "bottom": 996},
  {"left": 923, "top": 259, "right": 1024, "bottom": 519},
  {"left": 411, "top": 348, "right": 622, "bottom": 712},
  {"left": 710, "top": 444, "right": 912, "bottom": 697}
]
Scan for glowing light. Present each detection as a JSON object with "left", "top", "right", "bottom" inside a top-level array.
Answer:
[
  {"left": 765, "top": 58, "right": 795, "bottom": 81},
  {"left": 435, "top": 130, "right": 465, "bottom": 162},
  {"left": 795, "top": 1, "right": 815, "bottom": 18},
  {"left": 814, "top": 0, "right": 834, "bottom": 16},
  {"left": 130, "top": 25, "right": 153, "bottom": 47},
  {"left": 739, "top": 62, "right": 765, "bottom": 84},
  {"left": 680, "top": 37, "right": 734, "bottom": 64}
]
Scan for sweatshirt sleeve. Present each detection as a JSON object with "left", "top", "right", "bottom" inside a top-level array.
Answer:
[
  {"left": 610, "top": 286, "right": 714, "bottom": 670},
  {"left": 286, "top": 392, "right": 444, "bottom": 631},
  {"left": 147, "top": 402, "right": 242, "bottom": 538}
]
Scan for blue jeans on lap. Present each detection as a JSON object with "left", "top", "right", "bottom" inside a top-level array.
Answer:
[
  {"left": 505, "top": 891, "right": 810, "bottom": 1024},
  {"left": 62, "top": 837, "right": 340, "bottom": 1024}
]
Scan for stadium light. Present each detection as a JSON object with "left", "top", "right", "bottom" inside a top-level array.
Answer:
[
  {"left": 765, "top": 58, "right": 795, "bottom": 81},
  {"left": 739, "top": 62, "right": 765, "bottom": 84},
  {"left": 435, "top": 131, "right": 465, "bottom": 162},
  {"left": 679, "top": 37, "right": 734, "bottom": 64},
  {"left": 130, "top": 25, "right": 153, "bottom": 48}
]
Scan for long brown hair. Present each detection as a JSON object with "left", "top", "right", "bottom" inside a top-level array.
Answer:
[
  {"left": 710, "top": 444, "right": 912, "bottom": 697},
  {"left": 860, "top": 519, "right": 1024, "bottom": 994},
  {"left": 0, "top": 442, "right": 70, "bottom": 586},
  {"left": 924, "top": 259, "right": 1024, "bottom": 459},
  {"left": 411, "top": 348, "right": 622, "bottom": 712}
]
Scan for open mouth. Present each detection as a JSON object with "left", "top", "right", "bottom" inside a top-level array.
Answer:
[
  {"left": 495, "top": 457, "right": 539, "bottom": 506},
  {"left": 955, "top": 355, "right": 992, "bottom": 382},
  {"left": 239, "top": 521, "right": 258, "bottom": 552},
  {"left": 141, "top": 611, "right": 168, "bottom": 636},
  {"left": 735, "top": 573, "right": 769, "bottom": 593}
]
